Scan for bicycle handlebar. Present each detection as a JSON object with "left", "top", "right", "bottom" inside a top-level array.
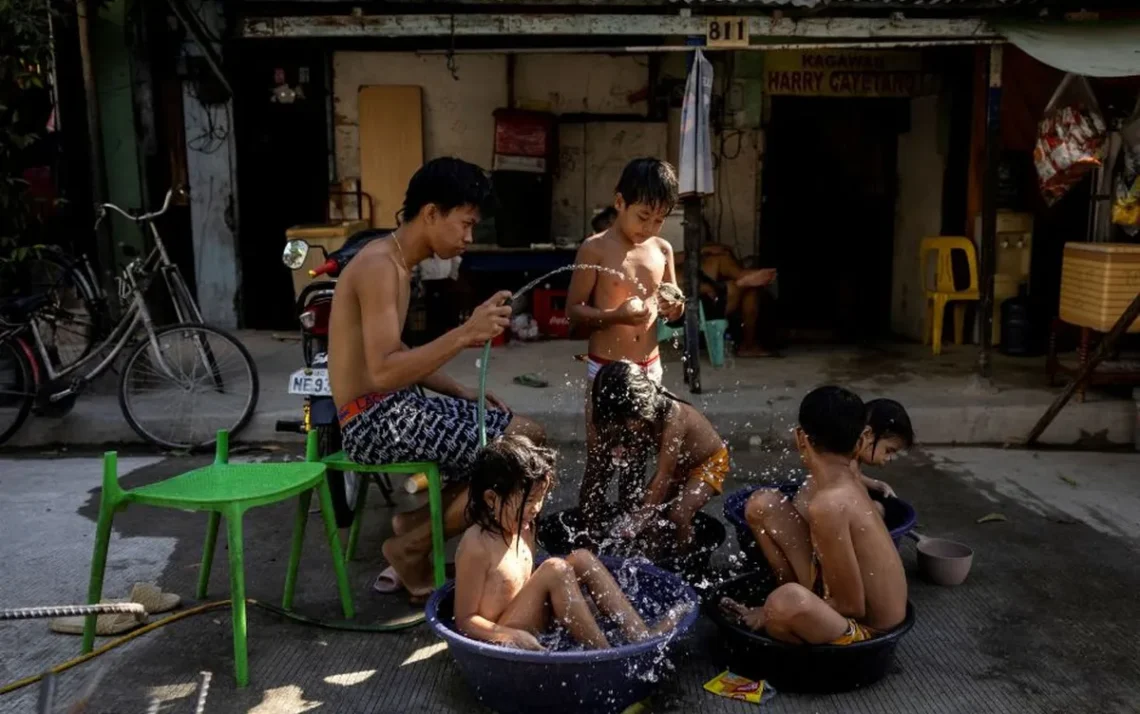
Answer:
[{"left": 95, "top": 186, "right": 185, "bottom": 227}]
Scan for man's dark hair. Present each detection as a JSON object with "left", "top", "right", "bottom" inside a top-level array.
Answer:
[
  {"left": 865, "top": 398, "right": 915, "bottom": 451},
  {"left": 798, "top": 386, "right": 866, "bottom": 456},
  {"left": 591, "top": 205, "right": 618, "bottom": 233},
  {"left": 591, "top": 360, "right": 689, "bottom": 434},
  {"left": 465, "top": 435, "right": 557, "bottom": 542},
  {"left": 399, "top": 157, "right": 494, "bottom": 225},
  {"left": 614, "top": 158, "right": 679, "bottom": 212}
]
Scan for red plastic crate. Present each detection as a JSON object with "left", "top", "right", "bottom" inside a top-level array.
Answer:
[{"left": 533, "top": 288, "right": 570, "bottom": 339}]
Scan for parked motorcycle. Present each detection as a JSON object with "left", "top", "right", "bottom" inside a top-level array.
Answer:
[{"left": 277, "top": 230, "right": 395, "bottom": 527}]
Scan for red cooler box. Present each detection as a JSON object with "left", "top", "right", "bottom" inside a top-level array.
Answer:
[{"left": 533, "top": 288, "right": 570, "bottom": 339}]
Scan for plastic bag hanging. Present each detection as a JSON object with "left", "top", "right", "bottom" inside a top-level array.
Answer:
[{"left": 1033, "top": 73, "right": 1108, "bottom": 206}]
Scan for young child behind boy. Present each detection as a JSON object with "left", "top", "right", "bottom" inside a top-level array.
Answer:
[
  {"left": 856, "top": 398, "right": 915, "bottom": 504},
  {"left": 453, "top": 435, "right": 689, "bottom": 651},
  {"left": 591, "top": 360, "right": 729, "bottom": 553},
  {"left": 724, "top": 387, "right": 907, "bottom": 645},
  {"left": 567, "top": 158, "right": 686, "bottom": 531}
]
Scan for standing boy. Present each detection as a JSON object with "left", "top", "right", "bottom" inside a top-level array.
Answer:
[{"left": 566, "top": 158, "right": 685, "bottom": 530}]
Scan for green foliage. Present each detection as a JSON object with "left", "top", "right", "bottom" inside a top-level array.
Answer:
[{"left": 0, "top": 0, "right": 58, "bottom": 257}]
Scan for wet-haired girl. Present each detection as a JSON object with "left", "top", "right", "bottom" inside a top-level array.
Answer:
[
  {"left": 856, "top": 398, "right": 915, "bottom": 507},
  {"left": 454, "top": 435, "right": 688, "bottom": 651},
  {"left": 590, "top": 360, "right": 730, "bottom": 551}
]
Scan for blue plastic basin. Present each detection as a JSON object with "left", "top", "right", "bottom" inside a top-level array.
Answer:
[
  {"left": 723, "top": 482, "right": 917, "bottom": 568},
  {"left": 426, "top": 557, "right": 701, "bottom": 714}
]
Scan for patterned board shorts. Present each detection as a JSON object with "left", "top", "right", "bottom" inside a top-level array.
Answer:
[{"left": 340, "top": 390, "right": 513, "bottom": 484}]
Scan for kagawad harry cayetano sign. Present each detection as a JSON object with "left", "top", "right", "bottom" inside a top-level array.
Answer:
[{"left": 765, "top": 50, "right": 938, "bottom": 97}]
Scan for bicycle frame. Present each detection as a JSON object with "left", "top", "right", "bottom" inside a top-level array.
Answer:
[{"left": 95, "top": 188, "right": 204, "bottom": 325}]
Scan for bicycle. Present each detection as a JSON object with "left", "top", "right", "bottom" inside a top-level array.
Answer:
[{"left": 0, "top": 192, "right": 259, "bottom": 450}]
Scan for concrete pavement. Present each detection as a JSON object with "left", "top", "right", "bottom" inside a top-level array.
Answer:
[
  {"left": 1, "top": 445, "right": 1139, "bottom": 713},
  {"left": 4, "top": 332, "right": 1137, "bottom": 449}
]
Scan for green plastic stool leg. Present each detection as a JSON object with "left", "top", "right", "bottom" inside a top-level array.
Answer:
[
  {"left": 224, "top": 507, "right": 249, "bottom": 687},
  {"left": 315, "top": 480, "right": 356, "bottom": 619},
  {"left": 346, "top": 476, "right": 369, "bottom": 561},
  {"left": 282, "top": 490, "right": 312, "bottom": 610},
  {"left": 82, "top": 453, "right": 120, "bottom": 654},
  {"left": 426, "top": 465, "right": 446, "bottom": 588},
  {"left": 197, "top": 512, "right": 221, "bottom": 600},
  {"left": 705, "top": 319, "right": 728, "bottom": 367}
]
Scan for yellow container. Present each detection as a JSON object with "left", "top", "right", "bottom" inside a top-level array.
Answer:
[
  {"left": 285, "top": 221, "right": 370, "bottom": 300},
  {"left": 1058, "top": 242, "right": 1140, "bottom": 333}
]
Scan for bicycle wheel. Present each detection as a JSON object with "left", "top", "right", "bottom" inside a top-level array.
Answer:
[
  {"left": 0, "top": 338, "right": 35, "bottom": 446},
  {"left": 23, "top": 250, "right": 108, "bottom": 370},
  {"left": 118, "top": 323, "right": 259, "bottom": 449}
]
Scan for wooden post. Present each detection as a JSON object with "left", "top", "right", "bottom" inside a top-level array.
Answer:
[
  {"left": 1025, "top": 290, "right": 1140, "bottom": 445},
  {"left": 977, "top": 44, "right": 1003, "bottom": 379}
]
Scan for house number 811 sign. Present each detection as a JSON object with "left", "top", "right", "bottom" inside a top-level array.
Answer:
[{"left": 706, "top": 17, "right": 750, "bottom": 48}]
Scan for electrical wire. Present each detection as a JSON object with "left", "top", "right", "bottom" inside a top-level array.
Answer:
[{"left": 0, "top": 599, "right": 426, "bottom": 696}]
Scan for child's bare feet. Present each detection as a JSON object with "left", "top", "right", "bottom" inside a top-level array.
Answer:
[
  {"left": 647, "top": 601, "right": 695, "bottom": 638},
  {"left": 720, "top": 597, "right": 767, "bottom": 631}
]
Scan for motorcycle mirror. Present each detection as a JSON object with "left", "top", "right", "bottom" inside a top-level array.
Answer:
[{"left": 282, "top": 239, "right": 310, "bottom": 270}]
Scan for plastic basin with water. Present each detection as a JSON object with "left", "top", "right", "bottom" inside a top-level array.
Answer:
[
  {"left": 708, "top": 571, "right": 916, "bottom": 693},
  {"left": 536, "top": 506, "right": 726, "bottom": 586},
  {"left": 723, "top": 482, "right": 917, "bottom": 567},
  {"left": 426, "top": 557, "right": 701, "bottom": 714}
]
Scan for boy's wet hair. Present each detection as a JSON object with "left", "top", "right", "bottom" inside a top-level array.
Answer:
[
  {"left": 798, "top": 386, "right": 866, "bottom": 456},
  {"left": 465, "top": 434, "right": 557, "bottom": 541},
  {"left": 865, "top": 398, "right": 915, "bottom": 451},
  {"left": 615, "top": 158, "right": 679, "bottom": 213},
  {"left": 591, "top": 360, "right": 688, "bottom": 431},
  {"left": 400, "top": 157, "right": 495, "bottom": 225},
  {"left": 591, "top": 205, "right": 618, "bottom": 233}
]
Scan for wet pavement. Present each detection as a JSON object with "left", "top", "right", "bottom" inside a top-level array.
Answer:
[{"left": 1, "top": 445, "right": 1139, "bottom": 713}]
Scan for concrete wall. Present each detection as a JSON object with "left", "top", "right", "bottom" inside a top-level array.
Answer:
[
  {"left": 330, "top": 51, "right": 758, "bottom": 257},
  {"left": 181, "top": 1, "right": 239, "bottom": 328},
  {"left": 891, "top": 94, "right": 946, "bottom": 341}
]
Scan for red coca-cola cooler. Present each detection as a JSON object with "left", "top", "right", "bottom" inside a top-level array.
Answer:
[
  {"left": 493, "top": 109, "right": 556, "bottom": 173},
  {"left": 532, "top": 288, "right": 570, "bottom": 339}
]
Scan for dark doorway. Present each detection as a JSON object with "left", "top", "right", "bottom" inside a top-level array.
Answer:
[
  {"left": 760, "top": 97, "right": 906, "bottom": 341},
  {"left": 233, "top": 45, "right": 330, "bottom": 329}
]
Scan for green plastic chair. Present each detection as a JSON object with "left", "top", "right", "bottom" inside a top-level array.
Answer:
[
  {"left": 657, "top": 302, "right": 729, "bottom": 367},
  {"left": 82, "top": 430, "right": 354, "bottom": 687},
  {"left": 318, "top": 450, "right": 446, "bottom": 589}
]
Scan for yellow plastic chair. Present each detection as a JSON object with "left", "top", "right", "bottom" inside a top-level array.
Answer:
[{"left": 921, "top": 237, "right": 979, "bottom": 356}]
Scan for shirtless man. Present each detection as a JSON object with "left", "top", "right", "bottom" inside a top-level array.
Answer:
[
  {"left": 329, "top": 157, "right": 545, "bottom": 601},
  {"left": 722, "top": 386, "right": 907, "bottom": 644},
  {"left": 566, "top": 158, "right": 685, "bottom": 532}
]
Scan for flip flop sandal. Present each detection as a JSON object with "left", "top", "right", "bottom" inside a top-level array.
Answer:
[
  {"left": 50, "top": 599, "right": 146, "bottom": 636},
  {"left": 513, "top": 373, "right": 549, "bottom": 388},
  {"left": 129, "top": 582, "right": 181, "bottom": 614},
  {"left": 372, "top": 566, "right": 403, "bottom": 594}
]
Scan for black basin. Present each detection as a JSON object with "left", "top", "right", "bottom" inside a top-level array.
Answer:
[{"left": 707, "top": 571, "right": 916, "bottom": 693}]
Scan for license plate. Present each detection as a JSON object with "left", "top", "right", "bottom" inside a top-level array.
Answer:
[{"left": 288, "top": 368, "right": 331, "bottom": 396}]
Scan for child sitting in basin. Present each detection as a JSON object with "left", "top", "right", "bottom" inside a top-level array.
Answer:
[
  {"left": 454, "top": 434, "right": 690, "bottom": 651},
  {"left": 722, "top": 386, "right": 907, "bottom": 645},
  {"left": 591, "top": 360, "right": 730, "bottom": 553},
  {"left": 857, "top": 398, "right": 915, "bottom": 515}
]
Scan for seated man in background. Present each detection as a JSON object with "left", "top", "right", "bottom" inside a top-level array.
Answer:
[{"left": 675, "top": 243, "right": 778, "bottom": 358}]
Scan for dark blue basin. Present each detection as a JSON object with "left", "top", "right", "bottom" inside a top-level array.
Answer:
[
  {"left": 426, "top": 557, "right": 701, "bottom": 714},
  {"left": 536, "top": 506, "right": 726, "bottom": 589},
  {"left": 708, "top": 571, "right": 916, "bottom": 693},
  {"left": 723, "top": 482, "right": 917, "bottom": 569}
]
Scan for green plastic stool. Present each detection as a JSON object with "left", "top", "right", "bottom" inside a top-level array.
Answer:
[
  {"left": 657, "top": 302, "right": 729, "bottom": 367},
  {"left": 317, "top": 448, "right": 446, "bottom": 589},
  {"left": 82, "top": 430, "right": 355, "bottom": 687}
]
